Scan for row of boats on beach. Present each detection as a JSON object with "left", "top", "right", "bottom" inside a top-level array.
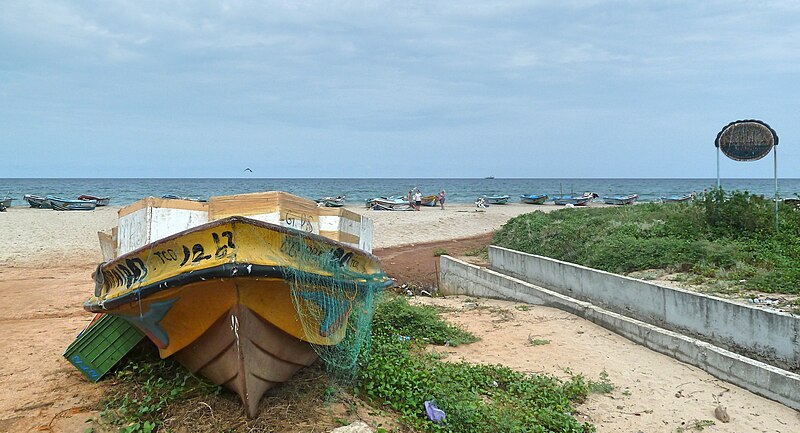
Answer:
[
  {"left": 362, "top": 191, "right": 698, "bottom": 210},
  {"left": 18, "top": 194, "right": 111, "bottom": 211}
]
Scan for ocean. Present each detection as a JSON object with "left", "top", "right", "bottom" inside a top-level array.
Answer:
[{"left": 1, "top": 178, "right": 798, "bottom": 207}]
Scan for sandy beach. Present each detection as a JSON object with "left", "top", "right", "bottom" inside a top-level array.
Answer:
[{"left": 0, "top": 203, "right": 798, "bottom": 432}]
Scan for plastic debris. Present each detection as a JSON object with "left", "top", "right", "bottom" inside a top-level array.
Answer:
[{"left": 425, "top": 400, "right": 446, "bottom": 424}]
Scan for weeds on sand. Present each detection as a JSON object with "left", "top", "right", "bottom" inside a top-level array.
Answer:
[
  {"left": 432, "top": 248, "right": 449, "bottom": 257},
  {"left": 359, "top": 295, "right": 596, "bottom": 432}
]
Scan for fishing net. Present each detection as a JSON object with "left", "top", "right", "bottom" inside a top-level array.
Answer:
[{"left": 281, "top": 234, "right": 388, "bottom": 384}]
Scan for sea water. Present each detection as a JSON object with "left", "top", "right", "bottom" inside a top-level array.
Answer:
[{"left": 1, "top": 178, "right": 798, "bottom": 206}]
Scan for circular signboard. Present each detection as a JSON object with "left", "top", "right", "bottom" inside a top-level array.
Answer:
[{"left": 715, "top": 119, "right": 778, "bottom": 162}]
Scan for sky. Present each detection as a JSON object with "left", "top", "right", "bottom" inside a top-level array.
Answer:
[{"left": 1, "top": 1, "right": 799, "bottom": 178}]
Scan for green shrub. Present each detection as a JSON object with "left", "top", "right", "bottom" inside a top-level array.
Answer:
[
  {"left": 359, "top": 295, "right": 596, "bottom": 432},
  {"left": 493, "top": 191, "right": 800, "bottom": 294}
]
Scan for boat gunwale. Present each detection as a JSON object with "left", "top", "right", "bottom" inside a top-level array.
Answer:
[
  {"left": 107, "top": 215, "right": 382, "bottom": 264},
  {"left": 87, "top": 216, "right": 389, "bottom": 311},
  {"left": 85, "top": 262, "right": 394, "bottom": 312}
]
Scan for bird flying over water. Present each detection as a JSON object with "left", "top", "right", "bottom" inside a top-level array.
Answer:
[{"left": 244, "top": 168, "right": 253, "bottom": 172}]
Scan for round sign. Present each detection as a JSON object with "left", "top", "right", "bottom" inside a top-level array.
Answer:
[{"left": 715, "top": 120, "right": 778, "bottom": 162}]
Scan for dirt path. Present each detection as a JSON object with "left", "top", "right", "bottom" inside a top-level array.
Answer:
[{"left": 0, "top": 262, "right": 104, "bottom": 432}]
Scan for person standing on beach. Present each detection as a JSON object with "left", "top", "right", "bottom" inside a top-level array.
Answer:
[
  {"left": 407, "top": 190, "right": 414, "bottom": 208},
  {"left": 438, "top": 190, "right": 446, "bottom": 210},
  {"left": 414, "top": 190, "right": 422, "bottom": 210}
]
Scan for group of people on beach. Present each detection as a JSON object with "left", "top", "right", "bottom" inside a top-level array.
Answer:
[{"left": 407, "top": 188, "right": 446, "bottom": 210}]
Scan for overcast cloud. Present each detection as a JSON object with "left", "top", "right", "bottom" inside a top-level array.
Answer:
[{"left": 1, "top": 1, "right": 798, "bottom": 178}]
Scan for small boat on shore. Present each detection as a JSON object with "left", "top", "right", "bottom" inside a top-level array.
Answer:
[
  {"left": 78, "top": 195, "right": 111, "bottom": 206},
  {"left": 367, "top": 197, "right": 413, "bottom": 211},
  {"left": 783, "top": 198, "right": 800, "bottom": 208},
  {"left": 0, "top": 197, "right": 11, "bottom": 212},
  {"left": 420, "top": 195, "right": 438, "bottom": 207},
  {"left": 603, "top": 194, "right": 639, "bottom": 206},
  {"left": 485, "top": 195, "right": 510, "bottom": 205},
  {"left": 553, "top": 193, "right": 596, "bottom": 206},
  {"left": 86, "top": 192, "right": 390, "bottom": 417},
  {"left": 46, "top": 195, "right": 97, "bottom": 211},
  {"left": 316, "top": 196, "right": 345, "bottom": 207},
  {"left": 23, "top": 194, "right": 52, "bottom": 208},
  {"left": 316, "top": 195, "right": 346, "bottom": 207},
  {"left": 520, "top": 194, "right": 548, "bottom": 205},
  {"left": 161, "top": 194, "right": 207, "bottom": 202},
  {"left": 660, "top": 193, "right": 695, "bottom": 203}
]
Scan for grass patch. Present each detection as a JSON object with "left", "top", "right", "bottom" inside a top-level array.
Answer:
[
  {"left": 432, "top": 248, "right": 449, "bottom": 257},
  {"left": 493, "top": 189, "right": 800, "bottom": 295}
]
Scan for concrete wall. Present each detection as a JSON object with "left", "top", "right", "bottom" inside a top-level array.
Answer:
[
  {"left": 488, "top": 246, "right": 800, "bottom": 372},
  {"left": 438, "top": 255, "right": 800, "bottom": 410}
]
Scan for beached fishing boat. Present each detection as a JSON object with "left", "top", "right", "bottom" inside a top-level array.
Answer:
[
  {"left": 0, "top": 197, "right": 11, "bottom": 212},
  {"left": 602, "top": 194, "right": 639, "bottom": 206},
  {"left": 420, "top": 195, "right": 438, "bottom": 207},
  {"left": 366, "top": 196, "right": 413, "bottom": 211},
  {"left": 86, "top": 192, "right": 388, "bottom": 418},
  {"left": 46, "top": 195, "right": 97, "bottom": 211},
  {"left": 23, "top": 194, "right": 51, "bottom": 208},
  {"left": 316, "top": 196, "right": 346, "bottom": 207},
  {"left": 660, "top": 194, "right": 695, "bottom": 203},
  {"left": 520, "top": 194, "right": 548, "bottom": 205},
  {"left": 79, "top": 195, "right": 111, "bottom": 206},
  {"left": 783, "top": 198, "right": 800, "bottom": 208},
  {"left": 553, "top": 193, "right": 596, "bottom": 206},
  {"left": 485, "top": 195, "right": 510, "bottom": 205}
]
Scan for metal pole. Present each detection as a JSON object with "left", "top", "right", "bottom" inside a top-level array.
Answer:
[
  {"left": 774, "top": 145, "right": 779, "bottom": 231},
  {"left": 716, "top": 147, "right": 720, "bottom": 189}
]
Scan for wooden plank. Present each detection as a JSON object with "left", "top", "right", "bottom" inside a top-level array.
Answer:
[{"left": 119, "top": 197, "right": 208, "bottom": 218}]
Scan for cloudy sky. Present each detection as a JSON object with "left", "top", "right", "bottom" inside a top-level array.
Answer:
[{"left": 2, "top": 1, "right": 798, "bottom": 178}]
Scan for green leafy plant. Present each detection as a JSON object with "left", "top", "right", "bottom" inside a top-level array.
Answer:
[
  {"left": 432, "top": 248, "right": 449, "bottom": 257},
  {"left": 98, "top": 347, "right": 220, "bottom": 432},
  {"left": 358, "top": 295, "right": 596, "bottom": 432}
]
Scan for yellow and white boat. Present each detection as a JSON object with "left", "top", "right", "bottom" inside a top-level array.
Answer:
[{"left": 86, "top": 192, "right": 390, "bottom": 417}]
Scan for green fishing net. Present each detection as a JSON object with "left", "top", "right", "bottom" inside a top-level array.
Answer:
[{"left": 281, "top": 235, "right": 388, "bottom": 384}]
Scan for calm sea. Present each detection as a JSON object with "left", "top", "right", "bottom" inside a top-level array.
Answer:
[{"left": 1, "top": 178, "right": 798, "bottom": 207}]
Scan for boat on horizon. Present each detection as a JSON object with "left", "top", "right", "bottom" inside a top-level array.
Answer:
[{"left": 85, "top": 192, "right": 390, "bottom": 418}]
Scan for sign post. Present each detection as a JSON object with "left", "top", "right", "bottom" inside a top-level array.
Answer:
[{"left": 714, "top": 119, "right": 779, "bottom": 229}]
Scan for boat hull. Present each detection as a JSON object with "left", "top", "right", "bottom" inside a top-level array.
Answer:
[
  {"left": 602, "top": 194, "right": 639, "bottom": 205},
  {"left": 79, "top": 195, "right": 111, "bottom": 206},
  {"left": 86, "top": 216, "right": 390, "bottom": 417},
  {"left": 23, "top": 194, "right": 51, "bottom": 208},
  {"left": 47, "top": 195, "right": 97, "bottom": 211},
  {"left": 553, "top": 196, "right": 593, "bottom": 206},
  {"left": 520, "top": 194, "right": 548, "bottom": 205},
  {"left": 485, "top": 195, "right": 510, "bottom": 205},
  {"left": 419, "top": 195, "right": 438, "bottom": 206}
]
